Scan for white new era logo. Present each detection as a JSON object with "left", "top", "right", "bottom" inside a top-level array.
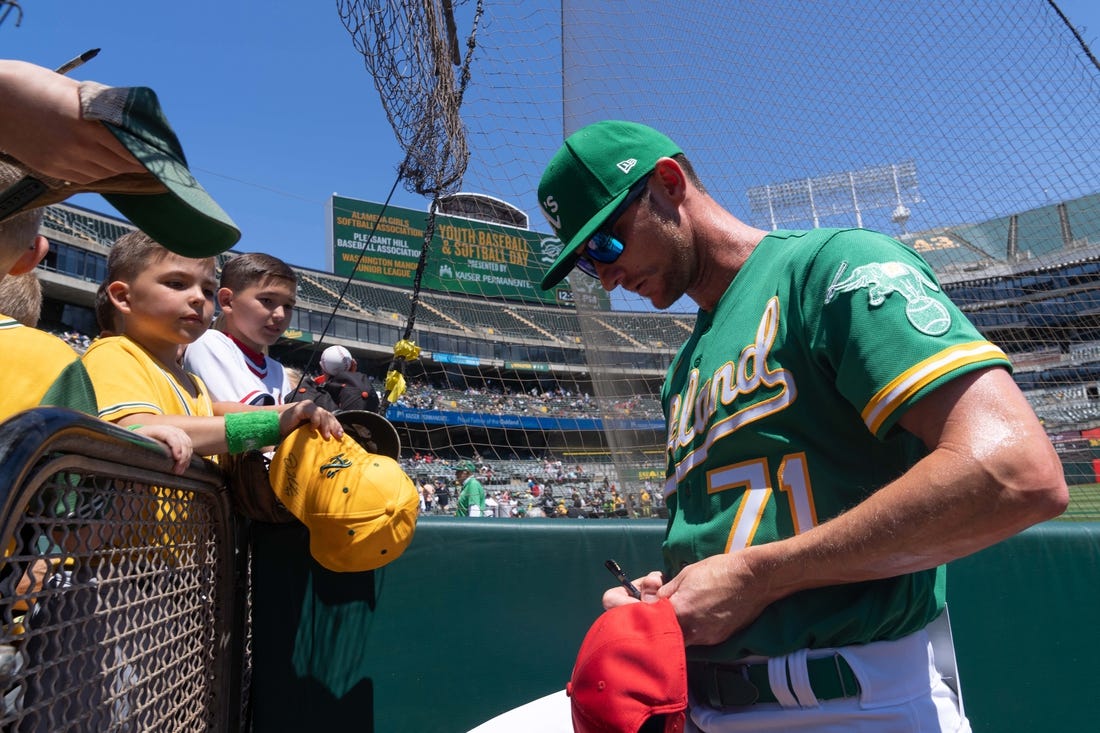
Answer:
[{"left": 617, "top": 159, "right": 638, "bottom": 174}]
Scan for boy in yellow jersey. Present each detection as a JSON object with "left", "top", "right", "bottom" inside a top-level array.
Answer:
[
  {"left": 83, "top": 230, "right": 342, "bottom": 455},
  {"left": 0, "top": 181, "right": 196, "bottom": 730},
  {"left": 0, "top": 201, "right": 97, "bottom": 419},
  {"left": 0, "top": 176, "right": 192, "bottom": 470}
]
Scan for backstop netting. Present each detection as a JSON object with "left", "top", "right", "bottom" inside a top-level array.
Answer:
[{"left": 370, "top": 0, "right": 1095, "bottom": 518}]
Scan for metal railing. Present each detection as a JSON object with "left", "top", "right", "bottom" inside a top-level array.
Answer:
[{"left": 0, "top": 408, "right": 244, "bottom": 732}]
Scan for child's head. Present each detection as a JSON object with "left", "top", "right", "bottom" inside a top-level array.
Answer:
[
  {"left": 0, "top": 271, "right": 43, "bottom": 327},
  {"left": 0, "top": 167, "right": 48, "bottom": 279},
  {"left": 105, "top": 230, "right": 216, "bottom": 355},
  {"left": 214, "top": 252, "right": 297, "bottom": 352},
  {"left": 107, "top": 229, "right": 211, "bottom": 284},
  {"left": 219, "top": 252, "right": 296, "bottom": 293}
]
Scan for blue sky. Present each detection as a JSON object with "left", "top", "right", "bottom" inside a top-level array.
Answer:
[{"left": 3, "top": 0, "right": 1100, "bottom": 279}]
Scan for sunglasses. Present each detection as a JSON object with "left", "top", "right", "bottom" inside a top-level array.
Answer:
[{"left": 573, "top": 174, "right": 651, "bottom": 279}]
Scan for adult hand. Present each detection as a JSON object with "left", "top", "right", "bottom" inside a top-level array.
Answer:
[
  {"left": 279, "top": 400, "right": 344, "bottom": 440},
  {"left": 0, "top": 59, "right": 145, "bottom": 183},
  {"left": 657, "top": 551, "right": 775, "bottom": 647}
]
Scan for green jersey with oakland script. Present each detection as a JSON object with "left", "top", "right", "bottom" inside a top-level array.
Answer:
[{"left": 661, "top": 228, "right": 1010, "bottom": 663}]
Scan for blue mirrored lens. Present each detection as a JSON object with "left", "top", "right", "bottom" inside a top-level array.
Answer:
[
  {"left": 570, "top": 173, "right": 649, "bottom": 280},
  {"left": 586, "top": 232, "right": 624, "bottom": 262}
]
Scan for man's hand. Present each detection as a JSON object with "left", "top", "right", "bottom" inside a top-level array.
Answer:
[
  {"left": 598, "top": 559, "right": 775, "bottom": 647},
  {"left": 0, "top": 59, "right": 145, "bottom": 183},
  {"left": 655, "top": 552, "right": 777, "bottom": 647}
]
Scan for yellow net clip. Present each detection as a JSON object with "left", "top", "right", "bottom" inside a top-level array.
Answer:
[
  {"left": 384, "top": 369, "right": 407, "bottom": 403},
  {"left": 384, "top": 339, "right": 420, "bottom": 403},
  {"left": 393, "top": 339, "right": 420, "bottom": 360}
]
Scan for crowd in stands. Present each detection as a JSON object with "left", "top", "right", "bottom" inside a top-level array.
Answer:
[
  {"left": 402, "top": 452, "right": 666, "bottom": 519},
  {"left": 393, "top": 379, "right": 663, "bottom": 419},
  {"left": 51, "top": 329, "right": 93, "bottom": 353}
]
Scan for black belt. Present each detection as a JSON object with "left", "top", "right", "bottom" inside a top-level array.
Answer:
[{"left": 688, "top": 654, "right": 860, "bottom": 708}]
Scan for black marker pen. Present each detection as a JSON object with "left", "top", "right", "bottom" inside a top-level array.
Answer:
[{"left": 605, "top": 558, "right": 642, "bottom": 600}]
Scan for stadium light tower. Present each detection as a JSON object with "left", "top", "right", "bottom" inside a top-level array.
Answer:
[{"left": 747, "top": 160, "right": 920, "bottom": 235}]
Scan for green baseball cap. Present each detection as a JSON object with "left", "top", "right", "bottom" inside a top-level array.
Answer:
[
  {"left": 0, "top": 81, "right": 240, "bottom": 257},
  {"left": 456, "top": 460, "right": 476, "bottom": 473},
  {"left": 536, "top": 120, "right": 681, "bottom": 290}
]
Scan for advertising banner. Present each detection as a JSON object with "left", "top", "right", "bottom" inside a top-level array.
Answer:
[
  {"left": 328, "top": 195, "right": 604, "bottom": 308},
  {"left": 384, "top": 405, "right": 664, "bottom": 433}
]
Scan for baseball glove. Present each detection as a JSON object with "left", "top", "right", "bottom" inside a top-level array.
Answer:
[{"left": 219, "top": 449, "right": 297, "bottom": 524}]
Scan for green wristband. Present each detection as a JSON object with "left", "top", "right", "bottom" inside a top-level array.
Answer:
[{"left": 225, "top": 410, "right": 282, "bottom": 454}]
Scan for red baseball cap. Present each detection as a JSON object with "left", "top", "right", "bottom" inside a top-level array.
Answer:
[{"left": 566, "top": 599, "right": 687, "bottom": 733}]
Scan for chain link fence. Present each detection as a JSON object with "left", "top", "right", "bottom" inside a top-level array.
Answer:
[{"left": 0, "top": 408, "right": 245, "bottom": 732}]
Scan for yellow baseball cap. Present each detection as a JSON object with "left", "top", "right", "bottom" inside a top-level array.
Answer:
[{"left": 269, "top": 414, "right": 418, "bottom": 573}]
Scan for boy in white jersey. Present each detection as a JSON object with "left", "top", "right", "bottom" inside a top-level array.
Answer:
[{"left": 183, "top": 253, "right": 296, "bottom": 407}]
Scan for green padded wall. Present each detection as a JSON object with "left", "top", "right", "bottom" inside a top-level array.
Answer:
[
  {"left": 946, "top": 521, "right": 1100, "bottom": 732},
  {"left": 249, "top": 518, "right": 666, "bottom": 731},
  {"left": 248, "top": 519, "right": 1100, "bottom": 732}
]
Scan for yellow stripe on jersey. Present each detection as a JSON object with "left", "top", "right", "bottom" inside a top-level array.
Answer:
[
  {"left": 98, "top": 400, "right": 166, "bottom": 421},
  {"left": 862, "top": 341, "right": 1009, "bottom": 436}
]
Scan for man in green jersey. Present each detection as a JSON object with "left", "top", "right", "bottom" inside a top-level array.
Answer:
[
  {"left": 524, "top": 121, "right": 1067, "bottom": 732},
  {"left": 455, "top": 460, "right": 487, "bottom": 517}
]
